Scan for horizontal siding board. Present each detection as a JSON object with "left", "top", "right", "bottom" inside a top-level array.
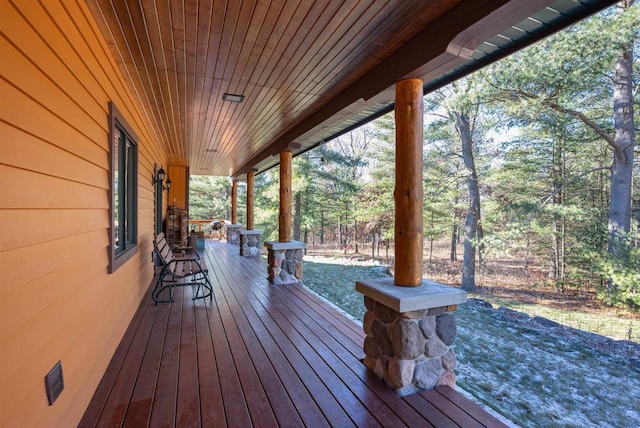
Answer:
[
  {"left": 0, "top": 229, "right": 108, "bottom": 295},
  {"left": 0, "top": 123, "right": 108, "bottom": 188},
  {"left": 0, "top": 34, "right": 106, "bottom": 139},
  {"left": 0, "top": 80, "right": 108, "bottom": 168},
  {"left": 0, "top": 247, "right": 108, "bottom": 340},
  {"left": 0, "top": 165, "right": 108, "bottom": 209},
  {"left": 0, "top": 0, "right": 164, "bottom": 425},
  {"left": 0, "top": 209, "right": 109, "bottom": 251}
]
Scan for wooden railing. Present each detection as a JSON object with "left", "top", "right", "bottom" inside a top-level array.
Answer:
[{"left": 188, "top": 219, "right": 226, "bottom": 239}]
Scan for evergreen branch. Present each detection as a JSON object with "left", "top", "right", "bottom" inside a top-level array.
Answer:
[
  {"left": 537, "top": 166, "right": 612, "bottom": 214},
  {"left": 543, "top": 101, "right": 623, "bottom": 159}
]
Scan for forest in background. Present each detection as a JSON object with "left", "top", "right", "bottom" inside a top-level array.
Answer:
[{"left": 191, "top": 3, "right": 639, "bottom": 311}]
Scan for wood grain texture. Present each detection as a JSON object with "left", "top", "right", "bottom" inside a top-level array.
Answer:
[
  {"left": 0, "top": 1, "right": 164, "bottom": 426},
  {"left": 84, "top": 0, "right": 466, "bottom": 176},
  {"left": 279, "top": 151, "right": 293, "bottom": 242},
  {"left": 231, "top": 179, "right": 238, "bottom": 224},
  {"left": 394, "top": 79, "right": 424, "bottom": 287},
  {"left": 246, "top": 171, "right": 255, "bottom": 230},
  {"left": 80, "top": 240, "right": 507, "bottom": 428}
]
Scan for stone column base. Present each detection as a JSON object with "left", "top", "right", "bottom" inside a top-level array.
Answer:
[
  {"left": 356, "top": 278, "right": 467, "bottom": 396},
  {"left": 225, "top": 224, "right": 242, "bottom": 245},
  {"left": 239, "top": 229, "right": 262, "bottom": 257},
  {"left": 264, "top": 240, "right": 306, "bottom": 285}
]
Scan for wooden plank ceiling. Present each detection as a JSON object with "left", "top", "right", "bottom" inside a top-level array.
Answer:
[{"left": 85, "top": 0, "right": 612, "bottom": 178}]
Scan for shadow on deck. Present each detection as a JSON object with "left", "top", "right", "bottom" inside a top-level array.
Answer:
[{"left": 80, "top": 240, "right": 506, "bottom": 427}]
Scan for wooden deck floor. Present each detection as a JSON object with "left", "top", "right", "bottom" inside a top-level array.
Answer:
[{"left": 80, "top": 240, "right": 507, "bottom": 427}]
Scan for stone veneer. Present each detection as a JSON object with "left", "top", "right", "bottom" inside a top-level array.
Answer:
[
  {"left": 225, "top": 224, "right": 242, "bottom": 245},
  {"left": 356, "top": 278, "right": 466, "bottom": 396},
  {"left": 239, "top": 229, "right": 262, "bottom": 257},
  {"left": 264, "top": 240, "right": 306, "bottom": 285}
]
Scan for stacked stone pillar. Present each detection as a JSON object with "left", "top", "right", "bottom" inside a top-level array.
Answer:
[
  {"left": 240, "top": 171, "right": 262, "bottom": 256},
  {"left": 356, "top": 79, "right": 467, "bottom": 396},
  {"left": 226, "top": 179, "right": 242, "bottom": 244},
  {"left": 356, "top": 278, "right": 466, "bottom": 395},
  {"left": 265, "top": 151, "right": 306, "bottom": 284},
  {"left": 225, "top": 223, "right": 242, "bottom": 245}
]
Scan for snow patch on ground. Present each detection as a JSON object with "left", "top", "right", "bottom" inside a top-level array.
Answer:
[{"left": 301, "top": 256, "right": 640, "bottom": 428}]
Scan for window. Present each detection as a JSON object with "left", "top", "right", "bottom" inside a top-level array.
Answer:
[{"left": 108, "top": 102, "right": 138, "bottom": 273}]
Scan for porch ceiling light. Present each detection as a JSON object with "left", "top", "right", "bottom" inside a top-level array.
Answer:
[{"left": 222, "top": 93, "right": 244, "bottom": 103}]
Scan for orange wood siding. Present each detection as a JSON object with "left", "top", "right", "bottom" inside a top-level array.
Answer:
[
  {"left": 0, "top": 1, "right": 166, "bottom": 426},
  {"left": 167, "top": 165, "right": 188, "bottom": 210}
]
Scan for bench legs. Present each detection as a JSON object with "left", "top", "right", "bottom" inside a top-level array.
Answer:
[{"left": 152, "top": 270, "right": 213, "bottom": 304}]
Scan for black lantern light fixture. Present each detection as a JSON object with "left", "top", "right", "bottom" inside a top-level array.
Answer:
[{"left": 153, "top": 166, "right": 172, "bottom": 191}]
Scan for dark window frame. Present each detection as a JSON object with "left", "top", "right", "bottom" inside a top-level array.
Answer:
[{"left": 108, "top": 102, "right": 138, "bottom": 273}]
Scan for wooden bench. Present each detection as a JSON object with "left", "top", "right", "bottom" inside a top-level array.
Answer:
[{"left": 152, "top": 233, "right": 213, "bottom": 304}]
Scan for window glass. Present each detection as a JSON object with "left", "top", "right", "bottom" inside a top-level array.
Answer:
[{"left": 109, "top": 103, "right": 138, "bottom": 272}]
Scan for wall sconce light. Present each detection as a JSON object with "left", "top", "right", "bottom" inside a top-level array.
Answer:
[{"left": 153, "top": 166, "right": 172, "bottom": 191}]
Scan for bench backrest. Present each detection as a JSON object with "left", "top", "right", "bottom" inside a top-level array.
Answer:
[{"left": 154, "top": 233, "right": 175, "bottom": 266}]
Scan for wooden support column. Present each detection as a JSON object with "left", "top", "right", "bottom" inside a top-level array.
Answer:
[
  {"left": 231, "top": 179, "right": 238, "bottom": 225},
  {"left": 279, "top": 151, "right": 293, "bottom": 242},
  {"left": 246, "top": 171, "right": 255, "bottom": 230},
  {"left": 394, "top": 78, "right": 424, "bottom": 287}
]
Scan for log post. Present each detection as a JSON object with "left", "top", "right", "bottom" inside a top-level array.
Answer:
[
  {"left": 279, "top": 151, "right": 293, "bottom": 242},
  {"left": 246, "top": 171, "right": 255, "bottom": 230},
  {"left": 231, "top": 179, "right": 238, "bottom": 225},
  {"left": 394, "top": 78, "right": 424, "bottom": 287}
]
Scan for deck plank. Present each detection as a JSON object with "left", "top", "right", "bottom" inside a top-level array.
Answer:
[
  {"left": 122, "top": 299, "right": 171, "bottom": 427},
  {"left": 78, "top": 290, "right": 154, "bottom": 428},
  {"left": 193, "top": 298, "right": 225, "bottom": 428},
  {"left": 148, "top": 286, "right": 184, "bottom": 427},
  {"left": 176, "top": 286, "right": 201, "bottom": 428},
  {"left": 210, "top": 249, "right": 339, "bottom": 427},
  {"left": 435, "top": 386, "right": 509, "bottom": 428},
  {"left": 227, "top": 265, "right": 381, "bottom": 427},
  {"left": 81, "top": 240, "right": 510, "bottom": 428}
]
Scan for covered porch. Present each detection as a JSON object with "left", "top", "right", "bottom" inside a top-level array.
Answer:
[{"left": 80, "top": 240, "right": 505, "bottom": 427}]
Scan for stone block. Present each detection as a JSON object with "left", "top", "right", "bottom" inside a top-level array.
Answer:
[
  {"left": 425, "top": 336, "right": 448, "bottom": 358},
  {"left": 363, "top": 356, "right": 376, "bottom": 371},
  {"left": 428, "top": 307, "right": 445, "bottom": 316},
  {"left": 435, "top": 313, "right": 457, "bottom": 346},
  {"left": 364, "top": 295, "right": 374, "bottom": 311},
  {"left": 413, "top": 358, "right": 443, "bottom": 390},
  {"left": 294, "top": 249, "right": 303, "bottom": 261},
  {"left": 401, "top": 309, "right": 429, "bottom": 319},
  {"left": 437, "top": 370, "right": 456, "bottom": 388},
  {"left": 363, "top": 311, "right": 375, "bottom": 335},
  {"left": 419, "top": 317, "right": 436, "bottom": 339},
  {"left": 390, "top": 319, "right": 424, "bottom": 359},
  {"left": 372, "top": 319, "right": 393, "bottom": 356},
  {"left": 294, "top": 261, "right": 303, "bottom": 279},
  {"left": 386, "top": 358, "right": 415, "bottom": 388},
  {"left": 441, "top": 349, "right": 456, "bottom": 370},
  {"left": 373, "top": 302, "right": 398, "bottom": 324},
  {"left": 364, "top": 336, "right": 380, "bottom": 359},
  {"left": 284, "top": 260, "right": 295, "bottom": 274},
  {"left": 374, "top": 357, "right": 387, "bottom": 380}
]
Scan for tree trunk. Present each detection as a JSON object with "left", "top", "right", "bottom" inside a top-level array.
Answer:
[
  {"left": 450, "top": 220, "right": 457, "bottom": 262},
  {"left": 371, "top": 233, "right": 376, "bottom": 258},
  {"left": 608, "top": 14, "right": 635, "bottom": 254},
  {"left": 294, "top": 192, "right": 301, "bottom": 241},
  {"left": 456, "top": 112, "right": 480, "bottom": 291}
]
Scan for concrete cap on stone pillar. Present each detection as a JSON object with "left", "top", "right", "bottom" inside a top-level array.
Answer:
[{"left": 356, "top": 277, "right": 467, "bottom": 313}]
